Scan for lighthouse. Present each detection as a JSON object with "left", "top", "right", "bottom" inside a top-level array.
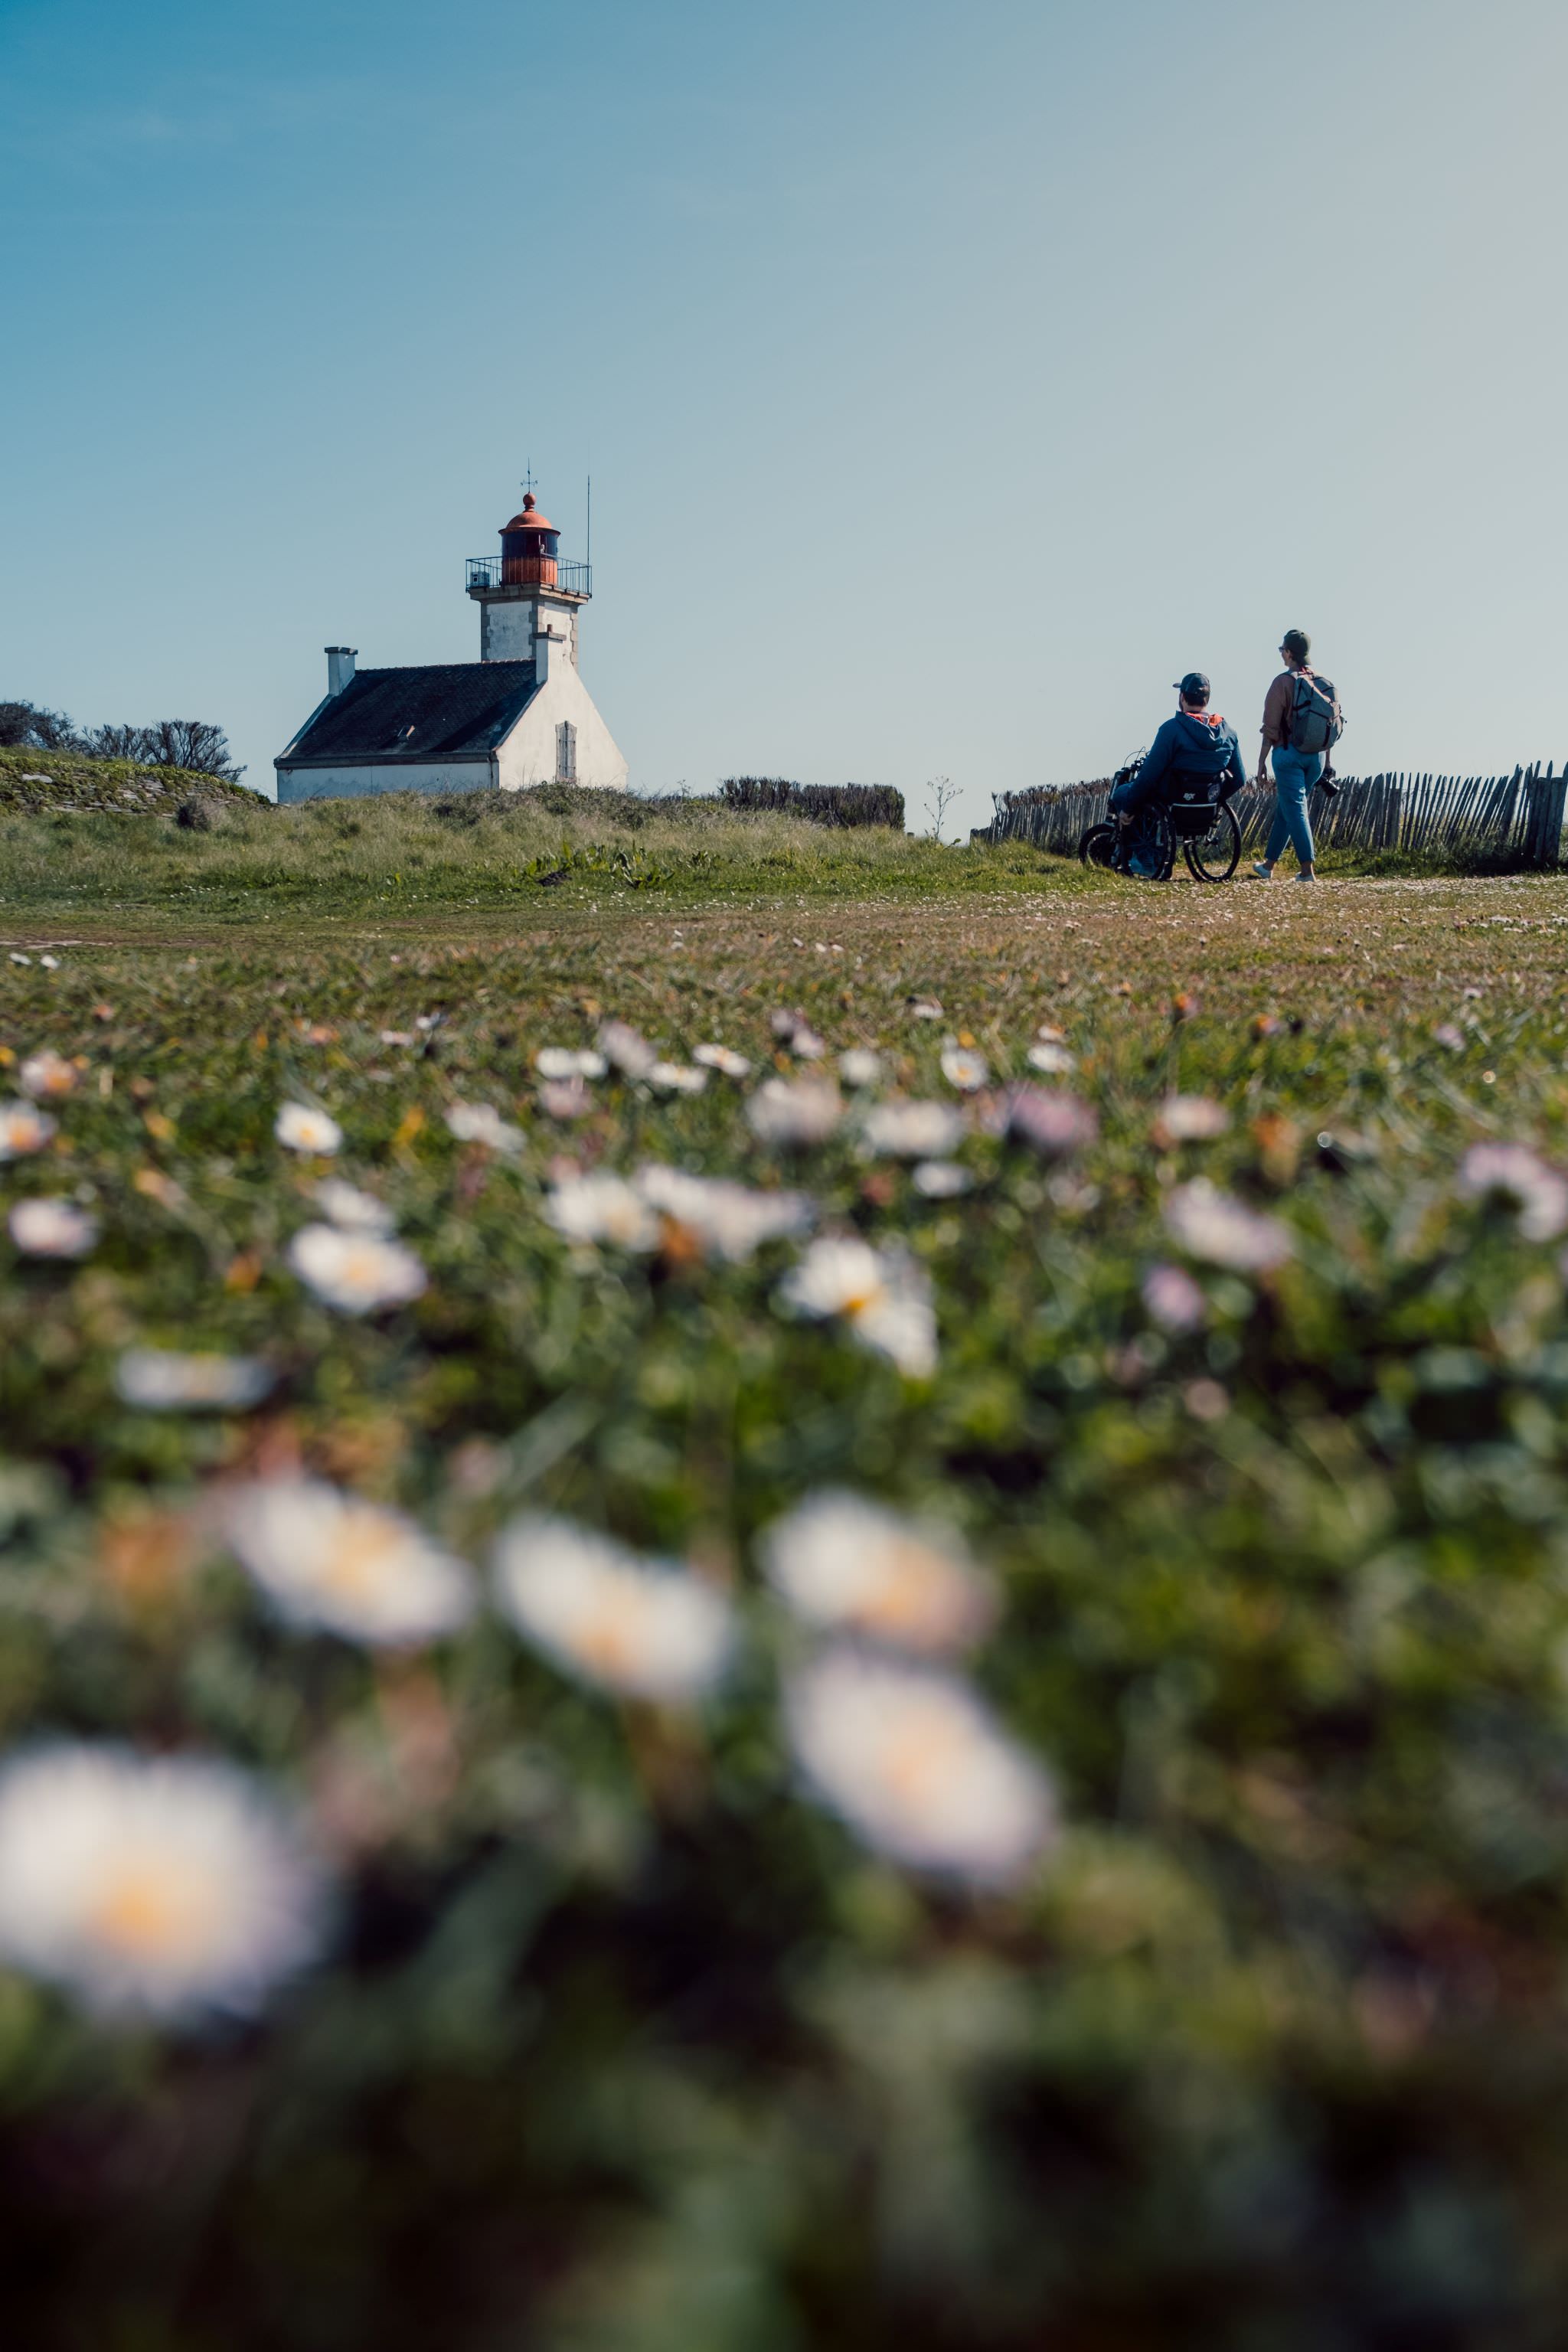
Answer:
[{"left": 273, "top": 486, "right": 629, "bottom": 802}]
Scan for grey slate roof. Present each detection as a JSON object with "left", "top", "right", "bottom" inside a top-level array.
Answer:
[{"left": 276, "top": 662, "right": 538, "bottom": 769}]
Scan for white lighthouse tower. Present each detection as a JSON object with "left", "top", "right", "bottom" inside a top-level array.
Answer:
[{"left": 273, "top": 484, "right": 628, "bottom": 802}]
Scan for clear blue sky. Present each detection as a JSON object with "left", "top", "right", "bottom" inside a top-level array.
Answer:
[{"left": 4, "top": 0, "right": 1564, "bottom": 828}]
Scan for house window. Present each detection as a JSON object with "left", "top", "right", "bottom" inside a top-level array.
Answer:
[{"left": 556, "top": 721, "right": 577, "bottom": 784}]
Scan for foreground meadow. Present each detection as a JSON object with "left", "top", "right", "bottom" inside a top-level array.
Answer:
[{"left": 5, "top": 862, "right": 1568, "bottom": 2349}]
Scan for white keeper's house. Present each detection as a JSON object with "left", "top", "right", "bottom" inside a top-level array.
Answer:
[{"left": 273, "top": 489, "right": 628, "bottom": 802}]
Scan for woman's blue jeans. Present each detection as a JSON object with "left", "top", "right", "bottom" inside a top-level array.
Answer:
[{"left": 1265, "top": 746, "right": 1323, "bottom": 868}]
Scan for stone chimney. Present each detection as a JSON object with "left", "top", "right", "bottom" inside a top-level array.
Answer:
[{"left": 325, "top": 646, "right": 358, "bottom": 697}]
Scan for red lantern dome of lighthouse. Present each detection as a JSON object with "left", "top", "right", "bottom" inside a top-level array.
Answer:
[{"left": 499, "top": 492, "right": 560, "bottom": 587}]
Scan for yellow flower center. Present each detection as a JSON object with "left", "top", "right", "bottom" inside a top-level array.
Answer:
[{"left": 90, "top": 1860, "right": 215, "bottom": 1959}]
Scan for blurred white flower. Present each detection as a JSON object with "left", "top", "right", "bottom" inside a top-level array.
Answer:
[
  {"left": 288, "top": 1223, "right": 428, "bottom": 1313},
  {"left": 908, "top": 997, "right": 944, "bottom": 1021},
  {"left": 597, "top": 1020, "right": 657, "bottom": 1078},
  {"left": 648, "top": 1061, "right": 708, "bottom": 1096},
  {"left": 761, "top": 1491, "right": 995, "bottom": 1655},
  {"left": 536, "top": 1047, "right": 607, "bottom": 1080},
  {"left": 779, "top": 1236, "right": 937, "bottom": 1377},
  {"left": 494, "top": 1516, "right": 735, "bottom": 1701},
  {"left": 538, "top": 1077, "right": 592, "bottom": 1121},
  {"left": 114, "top": 1348, "right": 275, "bottom": 1411},
  {"left": 786, "top": 1651, "right": 1056, "bottom": 1886},
  {"left": 446, "top": 1101, "right": 524, "bottom": 1153},
  {"left": 692, "top": 1043, "right": 752, "bottom": 1079},
  {"left": 770, "top": 1009, "right": 828, "bottom": 1059},
  {"left": 861, "top": 1099, "right": 964, "bottom": 1160},
  {"left": 940, "top": 1043, "right": 988, "bottom": 1093},
  {"left": 39, "top": 956, "right": 60, "bottom": 972},
  {"left": 8, "top": 1197, "right": 97, "bottom": 1258},
  {"left": 1035, "top": 1024, "right": 1068, "bottom": 1044},
  {"left": 838, "top": 1047, "right": 885, "bottom": 1088},
  {"left": 746, "top": 1076, "right": 842, "bottom": 1148},
  {"left": 275, "top": 1102, "right": 342, "bottom": 1155},
  {"left": 545, "top": 1171, "right": 660, "bottom": 1251},
  {"left": 0, "top": 1745, "right": 328, "bottom": 2020},
  {"left": 1432, "top": 1023, "right": 1465, "bottom": 1051},
  {"left": 1457, "top": 1142, "right": 1568, "bottom": 1240},
  {"left": 226, "top": 1478, "right": 476, "bottom": 1646},
  {"left": 7, "top": 952, "right": 31, "bottom": 966},
  {"left": 1006, "top": 1087, "right": 1098, "bottom": 1157},
  {"left": 0, "top": 1099, "right": 57, "bottom": 1161},
  {"left": 635, "top": 1165, "right": 813, "bottom": 1260},
  {"left": 1153, "top": 1095, "right": 1230, "bottom": 1145},
  {"left": 1165, "top": 1180, "right": 1292, "bottom": 1272},
  {"left": 18, "top": 1049, "right": 77, "bottom": 1099},
  {"left": 1142, "top": 1262, "right": 1207, "bottom": 1333},
  {"left": 913, "top": 1160, "right": 972, "bottom": 1198},
  {"left": 1026, "top": 1042, "right": 1077, "bottom": 1076},
  {"left": 378, "top": 1028, "right": 415, "bottom": 1047},
  {"left": 313, "top": 1179, "right": 396, "bottom": 1236}
]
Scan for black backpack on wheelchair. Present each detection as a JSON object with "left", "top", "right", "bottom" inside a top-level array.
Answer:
[{"left": 1078, "top": 753, "right": 1243, "bottom": 884}]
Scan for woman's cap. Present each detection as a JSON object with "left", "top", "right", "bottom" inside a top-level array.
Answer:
[{"left": 1174, "top": 671, "right": 1210, "bottom": 704}]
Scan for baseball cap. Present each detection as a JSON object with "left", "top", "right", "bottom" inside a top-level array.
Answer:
[{"left": 1174, "top": 671, "right": 1210, "bottom": 704}]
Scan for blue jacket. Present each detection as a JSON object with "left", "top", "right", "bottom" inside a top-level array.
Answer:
[{"left": 1125, "top": 710, "right": 1246, "bottom": 810}]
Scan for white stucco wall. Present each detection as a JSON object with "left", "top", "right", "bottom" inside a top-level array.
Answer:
[
  {"left": 477, "top": 590, "right": 580, "bottom": 667},
  {"left": 495, "top": 658, "right": 628, "bottom": 792},
  {"left": 275, "top": 759, "right": 497, "bottom": 804}
]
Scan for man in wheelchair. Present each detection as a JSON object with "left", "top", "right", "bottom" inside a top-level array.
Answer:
[{"left": 1111, "top": 672, "right": 1247, "bottom": 877}]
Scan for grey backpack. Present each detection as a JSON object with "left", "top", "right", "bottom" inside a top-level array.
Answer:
[{"left": 1287, "top": 670, "right": 1343, "bottom": 755}]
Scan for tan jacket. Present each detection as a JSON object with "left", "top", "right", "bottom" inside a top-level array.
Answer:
[{"left": 1261, "top": 665, "right": 1312, "bottom": 750}]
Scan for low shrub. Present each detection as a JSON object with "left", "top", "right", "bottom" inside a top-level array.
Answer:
[{"left": 720, "top": 776, "right": 906, "bottom": 828}]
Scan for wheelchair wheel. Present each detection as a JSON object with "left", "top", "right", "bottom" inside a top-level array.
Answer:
[
  {"left": 1079, "top": 823, "right": 1118, "bottom": 870},
  {"left": 1182, "top": 802, "right": 1242, "bottom": 883}
]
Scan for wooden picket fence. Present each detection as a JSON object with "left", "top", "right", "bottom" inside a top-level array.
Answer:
[{"left": 982, "top": 763, "right": 1567, "bottom": 867}]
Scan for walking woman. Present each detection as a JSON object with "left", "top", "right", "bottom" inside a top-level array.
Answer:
[{"left": 1252, "top": 629, "right": 1339, "bottom": 883}]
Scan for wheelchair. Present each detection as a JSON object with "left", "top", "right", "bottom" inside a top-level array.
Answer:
[{"left": 1079, "top": 755, "right": 1242, "bottom": 884}]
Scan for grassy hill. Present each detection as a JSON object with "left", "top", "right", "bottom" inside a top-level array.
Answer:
[
  {"left": 0, "top": 743, "right": 259, "bottom": 815},
  {"left": 0, "top": 773, "right": 1057, "bottom": 917}
]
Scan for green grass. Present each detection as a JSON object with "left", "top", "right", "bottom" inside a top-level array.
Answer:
[{"left": 5, "top": 858, "right": 1568, "bottom": 2347}]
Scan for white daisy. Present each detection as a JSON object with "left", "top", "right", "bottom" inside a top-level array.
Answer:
[
  {"left": 648, "top": 1061, "right": 708, "bottom": 1096},
  {"left": 940, "top": 1043, "right": 988, "bottom": 1093},
  {"left": 912, "top": 1161, "right": 972, "bottom": 1199},
  {"left": 0, "top": 1745, "right": 328, "bottom": 2020},
  {"left": 1165, "top": 1180, "right": 1292, "bottom": 1273},
  {"left": 746, "top": 1076, "right": 843, "bottom": 1148},
  {"left": 0, "top": 1099, "right": 57, "bottom": 1161},
  {"left": 494, "top": 1515, "right": 735, "bottom": 1701},
  {"left": 287, "top": 1223, "right": 428, "bottom": 1314},
  {"left": 18, "top": 1049, "right": 78, "bottom": 1100},
  {"left": 446, "top": 1101, "right": 524, "bottom": 1153},
  {"left": 785, "top": 1651, "right": 1056, "bottom": 1887},
  {"left": 838, "top": 1047, "right": 885, "bottom": 1088},
  {"left": 760, "top": 1491, "right": 995, "bottom": 1655},
  {"left": 535, "top": 1047, "right": 608, "bottom": 1081},
  {"left": 544, "top": 1171, "right": 660, "bottom": 1251},
  {"left": 312, "top": 1179, "right": 396, "bottom": 1236},
  {"left": 275, "top": 1102, "right": 342, "bottom": 1156},
  {"left": 1142, "top": 1262, "right": 1207, "bottom": 1333},
  {"left": 1026, "top": 1042, "right": 1077, "bottom": 1076},
  {"left": 597, "top": 1020, "right": 657, "bottom": 1078},
  {"left": 114, "top": 1349, "right": 275, "bottom": 1411},
  {"left": 778, "top": 1236, "right": 937, "bottom": 1378},
  {"left": 8, "top": 1197, "right": 98, "bottom": 1258},
  {"left": 1153, "top": 1095, "right": 1230, "bottom": 1145},
  {"left": 225, "top": 1478, "right": 476, "bottom": 1646},
  {"left": 692, "top": 1043, "right": 752, "bottom": 1080},
  {"left": 1457, "top": 1142, "right": 1568, "bottom": 1241},
  {"left": 861, "top": 1099, "right": 965, "bottom": 1160},
  {"left": 635, "top": 1165, "right": 813, "bottom": 1261}
]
